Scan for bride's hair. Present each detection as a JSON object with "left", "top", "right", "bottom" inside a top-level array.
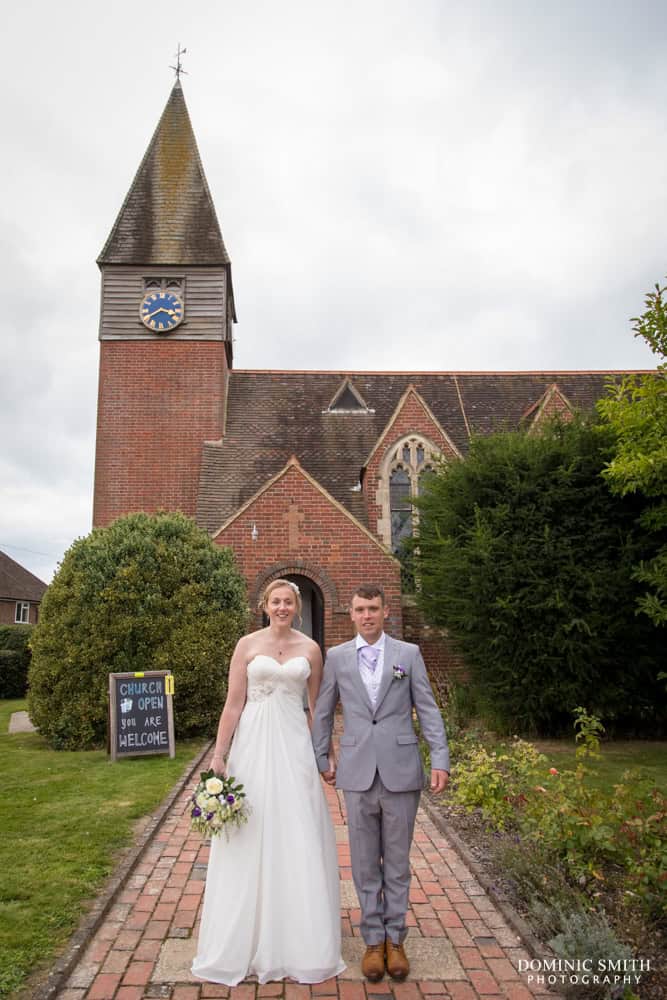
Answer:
[{"left": 259, "top": 578, "right": 303, "bottom": 616}]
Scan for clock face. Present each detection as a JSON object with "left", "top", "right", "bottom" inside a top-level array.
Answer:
[{"left": 139, "top": 290, "right": 184, "bottom": 332}]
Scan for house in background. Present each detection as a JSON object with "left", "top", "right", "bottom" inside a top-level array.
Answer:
[{"left": 0, "top": 551, "right": 48, "bottom": 626}]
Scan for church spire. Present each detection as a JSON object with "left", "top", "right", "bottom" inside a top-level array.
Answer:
[{"left": 98, "top": 81, "right": 231, "bottom": 267}]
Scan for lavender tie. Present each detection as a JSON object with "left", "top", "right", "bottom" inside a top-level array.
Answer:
[{"left": 359, "top": 645, "right": 379, "bottom": 672}]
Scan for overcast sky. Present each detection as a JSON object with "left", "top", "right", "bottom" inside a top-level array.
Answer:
[{"left": 2, "top": 0, "right": 666, "bottom": 584}]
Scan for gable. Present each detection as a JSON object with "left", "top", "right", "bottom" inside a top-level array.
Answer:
[
  {"left": 213, "top": 457, "right": 396, "bottom": 559},
  {"left": 522, "top": 383, "right": 575, "bottom": 432},
  {"left": 325, "top": 378, "right": 372, "bottom": 412},
  {"left": 364, "top": 385, "right": 462, "bottom": 471}
]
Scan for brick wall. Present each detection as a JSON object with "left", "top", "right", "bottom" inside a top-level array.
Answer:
[
  {"left": 0, "top": 600, "right": 39, "bottom": 625},
  {"left": 214, "top": 463, "right": 402, "bottom": 649},
  {"left": 93, "top": 340, "right": 227, "bottom": 526}
]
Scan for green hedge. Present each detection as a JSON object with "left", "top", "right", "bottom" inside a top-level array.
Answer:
[
  {"left": 0, "top": 625, "right": 33, "bottom": 698},
  {"left": 413, "top": 416, "right": 666, "bottom": 736},
  {"left": 28, "top": 512, "right": 248, "bottom": 749}
]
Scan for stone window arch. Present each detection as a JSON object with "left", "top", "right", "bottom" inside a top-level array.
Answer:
[{"left": 377, "top": 435, "right": 440, "bottom": 552}]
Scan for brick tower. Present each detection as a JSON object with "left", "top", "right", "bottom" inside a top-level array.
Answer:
[{"left": 93, "top": 80, "right": 236, "bottom": 527}]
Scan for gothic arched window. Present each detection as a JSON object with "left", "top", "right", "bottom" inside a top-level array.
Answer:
[
  {"left": 390, "top": 467, "right": 412, "bottom": 554},
  {"left": 382, "top": 436, "right": 440, "bottom": 553}
]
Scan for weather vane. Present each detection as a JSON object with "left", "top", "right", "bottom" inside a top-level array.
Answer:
[{"left": 171, "top": 43, "right": 188, "bottom": 79}]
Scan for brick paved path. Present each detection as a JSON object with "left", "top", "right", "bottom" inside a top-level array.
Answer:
[{"left": 57, "top": 769, "right": 557, "bottom": 1000}]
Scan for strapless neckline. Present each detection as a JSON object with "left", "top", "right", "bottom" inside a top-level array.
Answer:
[{"left": 249, "top": 654, "right": 309, "bottom": 669}]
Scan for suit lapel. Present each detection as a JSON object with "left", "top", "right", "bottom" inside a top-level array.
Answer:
[{"left": 374, "top": 635, "right": 398, "bottom": 714}]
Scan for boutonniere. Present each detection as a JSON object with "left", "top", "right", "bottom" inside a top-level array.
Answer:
[{"left": 392, "top": 665, "right": 407, "bottom": 681}]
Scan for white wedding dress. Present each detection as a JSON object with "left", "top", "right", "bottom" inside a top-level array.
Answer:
[{"left": 191, "top": 655, "right": 345, "bottom": 985}]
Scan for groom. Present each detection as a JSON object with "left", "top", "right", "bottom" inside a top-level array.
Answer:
[{"left": 312, "top": 584, "right": 449, "bottom": 982}]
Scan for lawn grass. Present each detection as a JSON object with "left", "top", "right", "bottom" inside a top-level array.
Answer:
[
  {"left": 0, "top": 699, "right": 206, "bottom": 1000},
  {"left": 531, "top": 738, "right": 667, "bottom": 791}
]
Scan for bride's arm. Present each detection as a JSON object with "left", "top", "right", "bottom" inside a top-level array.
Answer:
[
  {"left": 306, "top": 643, "right": 324, "bottom": 723},
  {"left": 210, "top": 637, "right": 249, "bottom": 774},
  {"left": 307, "top": 646, "right": 337, "bottom": 783}
]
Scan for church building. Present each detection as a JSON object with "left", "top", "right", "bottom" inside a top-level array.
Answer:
[{"left": 93, "top": 81, "right": 616, "bottom": 667}]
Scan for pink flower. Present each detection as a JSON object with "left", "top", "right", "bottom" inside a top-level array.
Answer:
[{"left": 549, "top": 767, "right": 559, "bottom": 775}]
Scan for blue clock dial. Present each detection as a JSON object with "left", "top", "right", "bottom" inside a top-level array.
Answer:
[{"left": 139, "top": 290, "right": 184, "bottom": 332}]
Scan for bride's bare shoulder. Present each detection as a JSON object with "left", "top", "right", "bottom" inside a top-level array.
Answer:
[
  {"left": 300, "top": 634, "right": 322, "bottom": 659},
  {"left": 237, "top": 627, "right": 270, "bottom": 656}
]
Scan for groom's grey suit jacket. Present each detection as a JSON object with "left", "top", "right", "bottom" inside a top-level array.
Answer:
[{"left": 312, "top": 636, "right": 449, "bottom": 792}]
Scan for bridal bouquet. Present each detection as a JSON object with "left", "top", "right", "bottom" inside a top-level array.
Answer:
[{"left": 190, "top": 768, "right": 250, "bottom": 839}]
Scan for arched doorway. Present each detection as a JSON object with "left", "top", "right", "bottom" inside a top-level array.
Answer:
[
  {"left": 260, "top": 574, "right": 325, "bottom": 652},
  {"left": 286, "top": 574, "right": 324, "bottom": 651}
]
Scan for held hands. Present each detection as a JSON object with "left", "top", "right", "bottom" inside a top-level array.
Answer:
[
  {"left": 322, "top": 759, "right": 447, "bottom": 790},
  {"left": 430, "top": 769, "right": 449, "bottom": 794},
  {"left": 321, "top": 752, "right": 337, "bottom": 786}
]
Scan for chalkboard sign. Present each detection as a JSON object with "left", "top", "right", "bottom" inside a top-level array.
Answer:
[{"left": 109, "top": 671, "right": 175, "bottom": 761}]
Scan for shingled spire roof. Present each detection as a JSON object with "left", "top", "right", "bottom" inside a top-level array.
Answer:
[{"left": 98, "top": 81, "right": 230, "bottom": 266}]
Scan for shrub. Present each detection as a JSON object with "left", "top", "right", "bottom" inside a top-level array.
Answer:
[
  {"left": 440, "top": 679, "right": 478, "bottom": 738},
  {"left": 28, "top": 512, "right": 248, "bottom": 749},
  {"left": 449, "top": 737, "right": 546, "bottom": 828},
  {"left": 520, "top": 713, "right": 625, "bottom": 880},
  {"left": 546, "top": 906, "right": 634, "bottom": 1000},
  {"left": 449, "top": 709, "right": 667, "bottom": 922},
  {"left": 496, "top": 841, "right": 637, "bottom": 999},
  {"left": 413, "top": 416, "right": 665, "bottom": 736},
  {"left": 0, "top": 625, "right": 33, "bottom": 698}
]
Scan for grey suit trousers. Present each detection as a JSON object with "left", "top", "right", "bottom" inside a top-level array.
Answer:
[{"left": 344, "top": 772, "right": 420, "bottom": 945}]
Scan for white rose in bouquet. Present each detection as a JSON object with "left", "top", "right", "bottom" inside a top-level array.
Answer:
[{"left": 205, "top": 776, "right": 224, "bottom": 795}]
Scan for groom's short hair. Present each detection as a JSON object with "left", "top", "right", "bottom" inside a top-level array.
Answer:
[{"left": 351, "top": 584, "right": 385, "bottom": 604}]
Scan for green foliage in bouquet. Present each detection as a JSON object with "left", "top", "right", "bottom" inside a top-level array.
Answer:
[
  {"left": 28, "top": 512, "right": 248, "bottom": 749},
  {"left": 0, "top": 624, "right": 33, "bottom": 698},
  {"left": 412, "top": 415, "right": 665, "bottom": 736}
]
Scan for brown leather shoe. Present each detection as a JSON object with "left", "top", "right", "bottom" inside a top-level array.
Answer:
[
  {"left": 361, "top": 943, "right": 385, "bottom": 982},
  {"left": 385, "top": 939, "right": 410, "bottom": 981}
]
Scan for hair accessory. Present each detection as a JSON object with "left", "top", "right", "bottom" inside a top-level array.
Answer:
[{"left": 287, "top": 581, "right": 300, "bottom": 595}]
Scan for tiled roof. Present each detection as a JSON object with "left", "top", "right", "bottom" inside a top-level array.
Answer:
[
  {"left": 196, "top": 370, "right": 620, "bottom": 533},
  {"left": 98, "top": 81, "right": 230, "bottom": 266},
  {"left": 0, "top": 551, "right": 48, "bottom": 603}
]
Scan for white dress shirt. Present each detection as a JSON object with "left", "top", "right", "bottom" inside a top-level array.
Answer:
[{"left": 355, "top": 631, "right": 386, "bottom": 707}]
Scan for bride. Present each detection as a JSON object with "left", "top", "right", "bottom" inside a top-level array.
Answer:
[{"left": 191, "top": 579, "right": 345, "bottom": 985}]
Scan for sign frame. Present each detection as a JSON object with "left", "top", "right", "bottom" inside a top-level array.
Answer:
[{"left": 108, "top": 670, "right": 175, "bottom": 761}]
